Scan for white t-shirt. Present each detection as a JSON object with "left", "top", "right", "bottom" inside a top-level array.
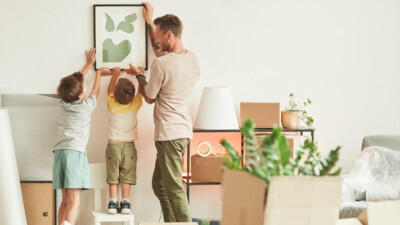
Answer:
[
  {"left": 145, "top": 51, "right": 201, "bottom": 141},
  {"left": 107, "top": 93, "right": 143, "bottom": 141},
  {"left": 53, "top": 95, "right": 97, "bottom": 153}
]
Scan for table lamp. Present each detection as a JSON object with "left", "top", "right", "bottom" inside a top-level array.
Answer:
[{"left": 194, "top": 86, "right": 239, "bottom": 130}]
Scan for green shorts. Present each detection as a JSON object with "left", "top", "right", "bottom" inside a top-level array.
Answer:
[
  {"left": 52, "top": 149, "right": 90, "bottom": 190},
  {"left": 106, "top": 142, "right": 137, "bottom": 185}
]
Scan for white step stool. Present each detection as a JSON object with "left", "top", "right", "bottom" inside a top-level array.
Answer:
[{"left": 90, "top": 163, "right": 134, "bottom": 225}]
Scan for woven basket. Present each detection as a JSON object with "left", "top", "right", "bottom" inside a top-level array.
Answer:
[{"left": 281, "top": 110, "right": 301, "bottom": 129}]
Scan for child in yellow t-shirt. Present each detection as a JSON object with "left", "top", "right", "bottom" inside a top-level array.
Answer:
[{"left": 105, "top": 67, "right": 144, "bottom": 214}]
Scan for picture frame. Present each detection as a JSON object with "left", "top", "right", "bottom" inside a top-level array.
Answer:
[{"left": 93, "top": 4, "right": 148, "bottom": 70}]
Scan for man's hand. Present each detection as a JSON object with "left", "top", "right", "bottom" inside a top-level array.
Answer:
[
  {"left": 142, "top": 2, "right": 154, "bottom": 25},
  {"left": 127, "top": 64, "right": 145, "bottom": 76},
  {"left": 85, "top": 48, "right": 96, "bottom": 66},
  {"left": 112, "top": 67, "right": 121, "bottom": 77},
  {"left": 97, "top": 67, "right": 111, "bottom": 76},
  {"left": 137, "top": 67, "right": 145, "bottom": 75}
]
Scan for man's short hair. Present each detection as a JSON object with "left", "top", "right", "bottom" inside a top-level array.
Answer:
[
  {"left": 115, "top": 78, "right": 135, "bottom": 104},
  {"left": 57, "top": 72, "right": 84, "bottom": 103},
  {"left": 154, "top": 14, "right": 183, "bottom": 38}
]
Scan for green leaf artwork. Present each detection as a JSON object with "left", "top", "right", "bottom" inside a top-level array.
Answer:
[
  {"left": 117, "top": 22, "right": 134, "bottom": 33},
  {"left": 102, "top": 39, "right": 132, "bottom": 62},
  {"left": 125, "top": 13, "right": 137, "bottom": 23},
  {"left": 117, "top": 13, "right": 137, "bottom": 33},
  {"left": 102, "top": 13, "right": 137, "bottom": 63},
  {"left": 105, "top": 13, "right": 115, "bottom": 32}
]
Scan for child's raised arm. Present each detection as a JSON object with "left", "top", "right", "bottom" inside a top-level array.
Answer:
[
  {"left": 90, "top": 67, "right": 110, "bottom": 98},
  {"left": 80, "top": 48, "right": 96, "bottom": 78},
  {"left": 108, "top": 67, "right": 121, "bottom": 95}
]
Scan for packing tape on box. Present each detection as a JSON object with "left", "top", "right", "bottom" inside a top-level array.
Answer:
[
  {"left": 212, "top": 144, "right": 225, "bottom": 156},
  {"left": 197, "top": 141, "right": 212, "bottom": 157},
  {"left": 197, "top": 142, "right": 225, "bottom": 157}
]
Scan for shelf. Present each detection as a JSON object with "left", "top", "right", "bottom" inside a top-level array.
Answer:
[
  {"left": 193, "top": 127, "right": 314, "bottom": 133},
  {"left": 183, "top": 177, "right": 221, "bottom": 185},
  {"left": 185, "top": 128, "right": 314, "bottom": 202},
  {"left": 193, "top": 129, "right": 240, "bottom": 133},
  {"left": 254, "top": 127, "right": 314, "bottom": 132}
]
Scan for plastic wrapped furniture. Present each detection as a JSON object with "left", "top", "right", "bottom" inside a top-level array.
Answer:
[{"left": 339, "top": 135, "right": 400, "bottom": 218}]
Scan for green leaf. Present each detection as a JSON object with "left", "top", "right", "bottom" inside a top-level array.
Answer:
[
  {"left": 222, "top": 156, "right": 231, "bottom": 167},
  {"left": 221, "top": 139, "right": 241, "bottom": 164},
  {"left": 245, "top": 138, "right": 254, "bottom": 145},
  {"left": 117, "top": 21, "right": 134, "bottom": 33},
  {"left": 321, "top": 158, "right": 328, "bottom": 167},
  {"left": 242, "top": 119, "right": 255, "bottom": 137},
  {"left": 331, "top": 167, "right": 342, "bottom": 176},
  {"left": 105, "top": 13, "right": 115, "bottom": 32},
  {"left": 319, "top": 146, "right": 341, "bottom": 175},
  {"left": 253, "top": 168, "right": 267, "bottom": 180},
  {"left": 125, "top": 13, "right": 137, "bottom": 23}
]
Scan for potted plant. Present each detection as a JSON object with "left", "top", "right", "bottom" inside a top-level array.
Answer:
[
  {"left": 281, "top": 93, "right": 314, "bottom": 129},
  {"left": 220, "top": 119, "right": 341, "bottom": 225}
]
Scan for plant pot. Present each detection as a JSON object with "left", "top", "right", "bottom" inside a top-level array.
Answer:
[{"left": 281, "top": 110, "right": 300, "bottom": 129}]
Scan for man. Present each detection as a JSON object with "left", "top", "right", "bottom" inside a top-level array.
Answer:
[{"left": 129, "top": 2, "right": 200, "bottom": 222}]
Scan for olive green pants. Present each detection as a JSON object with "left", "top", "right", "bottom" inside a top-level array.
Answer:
[{"left": 152, "top": 138, "right": 191, "bottom": 222}]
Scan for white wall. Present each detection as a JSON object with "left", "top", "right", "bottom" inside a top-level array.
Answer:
[{"left": 2, "top": 0, "right": 400, "bottom": 224}]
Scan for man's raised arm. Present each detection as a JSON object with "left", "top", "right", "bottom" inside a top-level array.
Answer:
[{"left": 142, "top": 2, "right": 165, "bottom": 57}]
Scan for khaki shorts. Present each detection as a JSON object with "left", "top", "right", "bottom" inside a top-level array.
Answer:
[{"left": 106, "top": 142, "right": 137, "bottom": 185}]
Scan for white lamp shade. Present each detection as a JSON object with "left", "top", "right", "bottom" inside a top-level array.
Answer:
[
  {"left": 194, "top": 86, "right": 239, "bottom": 129},
  {"left": 0, "top": 109, "right": 27, "bottom": 225}
]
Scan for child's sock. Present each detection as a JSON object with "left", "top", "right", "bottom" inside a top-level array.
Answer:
[
  {"left": 110, "top": 197, "right": 118, "bottom": 203},
  {"left": 61, "top": 221, "right": 71, "bottom": 225},
  {"left": 122, "top": 198, "right": 130, "bottom": 202}
]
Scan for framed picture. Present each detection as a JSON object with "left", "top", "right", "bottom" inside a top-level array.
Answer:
[{"left": 94, "top": 4, "right": 148, "bottom": 70}]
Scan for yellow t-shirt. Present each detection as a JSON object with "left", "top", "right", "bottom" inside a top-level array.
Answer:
[{"left": 107, "top": 93, "right": 143, "bottom": 141}]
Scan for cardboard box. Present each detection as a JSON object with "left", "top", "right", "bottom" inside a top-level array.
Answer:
[
  {"left": 20, "top": 182, "right": 55, "bottom": 225},
  {"left": 357, "top": 200, "right": 400, "bottom": 225},
  {"left": 221, "top": 169, "right": 266, "bottom": 225},
  {"left": 256, "top": 134, "right": 309, "bottom": 158},
  {"left": 191, "top": 154, "right": 224, "bottom": 183},
  {"left": 264, "top": 176, "right": 343, "bottom": 225},
  {"left": 240, "top": 102, "right": 280, "bottom": 128},
  {"left": 337, "top": 219, "right": 362, "bottom": 225},
  {"left": 221, "top": 169, "right": 343, "bottom": 225}
]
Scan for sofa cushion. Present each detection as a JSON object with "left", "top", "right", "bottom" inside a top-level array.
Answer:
[
  {"left": 340, "top": 201, "right": 367, "bottom": 218},
  {"left": 362, "top": 135, "right": 400, "bottom": 151}
]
